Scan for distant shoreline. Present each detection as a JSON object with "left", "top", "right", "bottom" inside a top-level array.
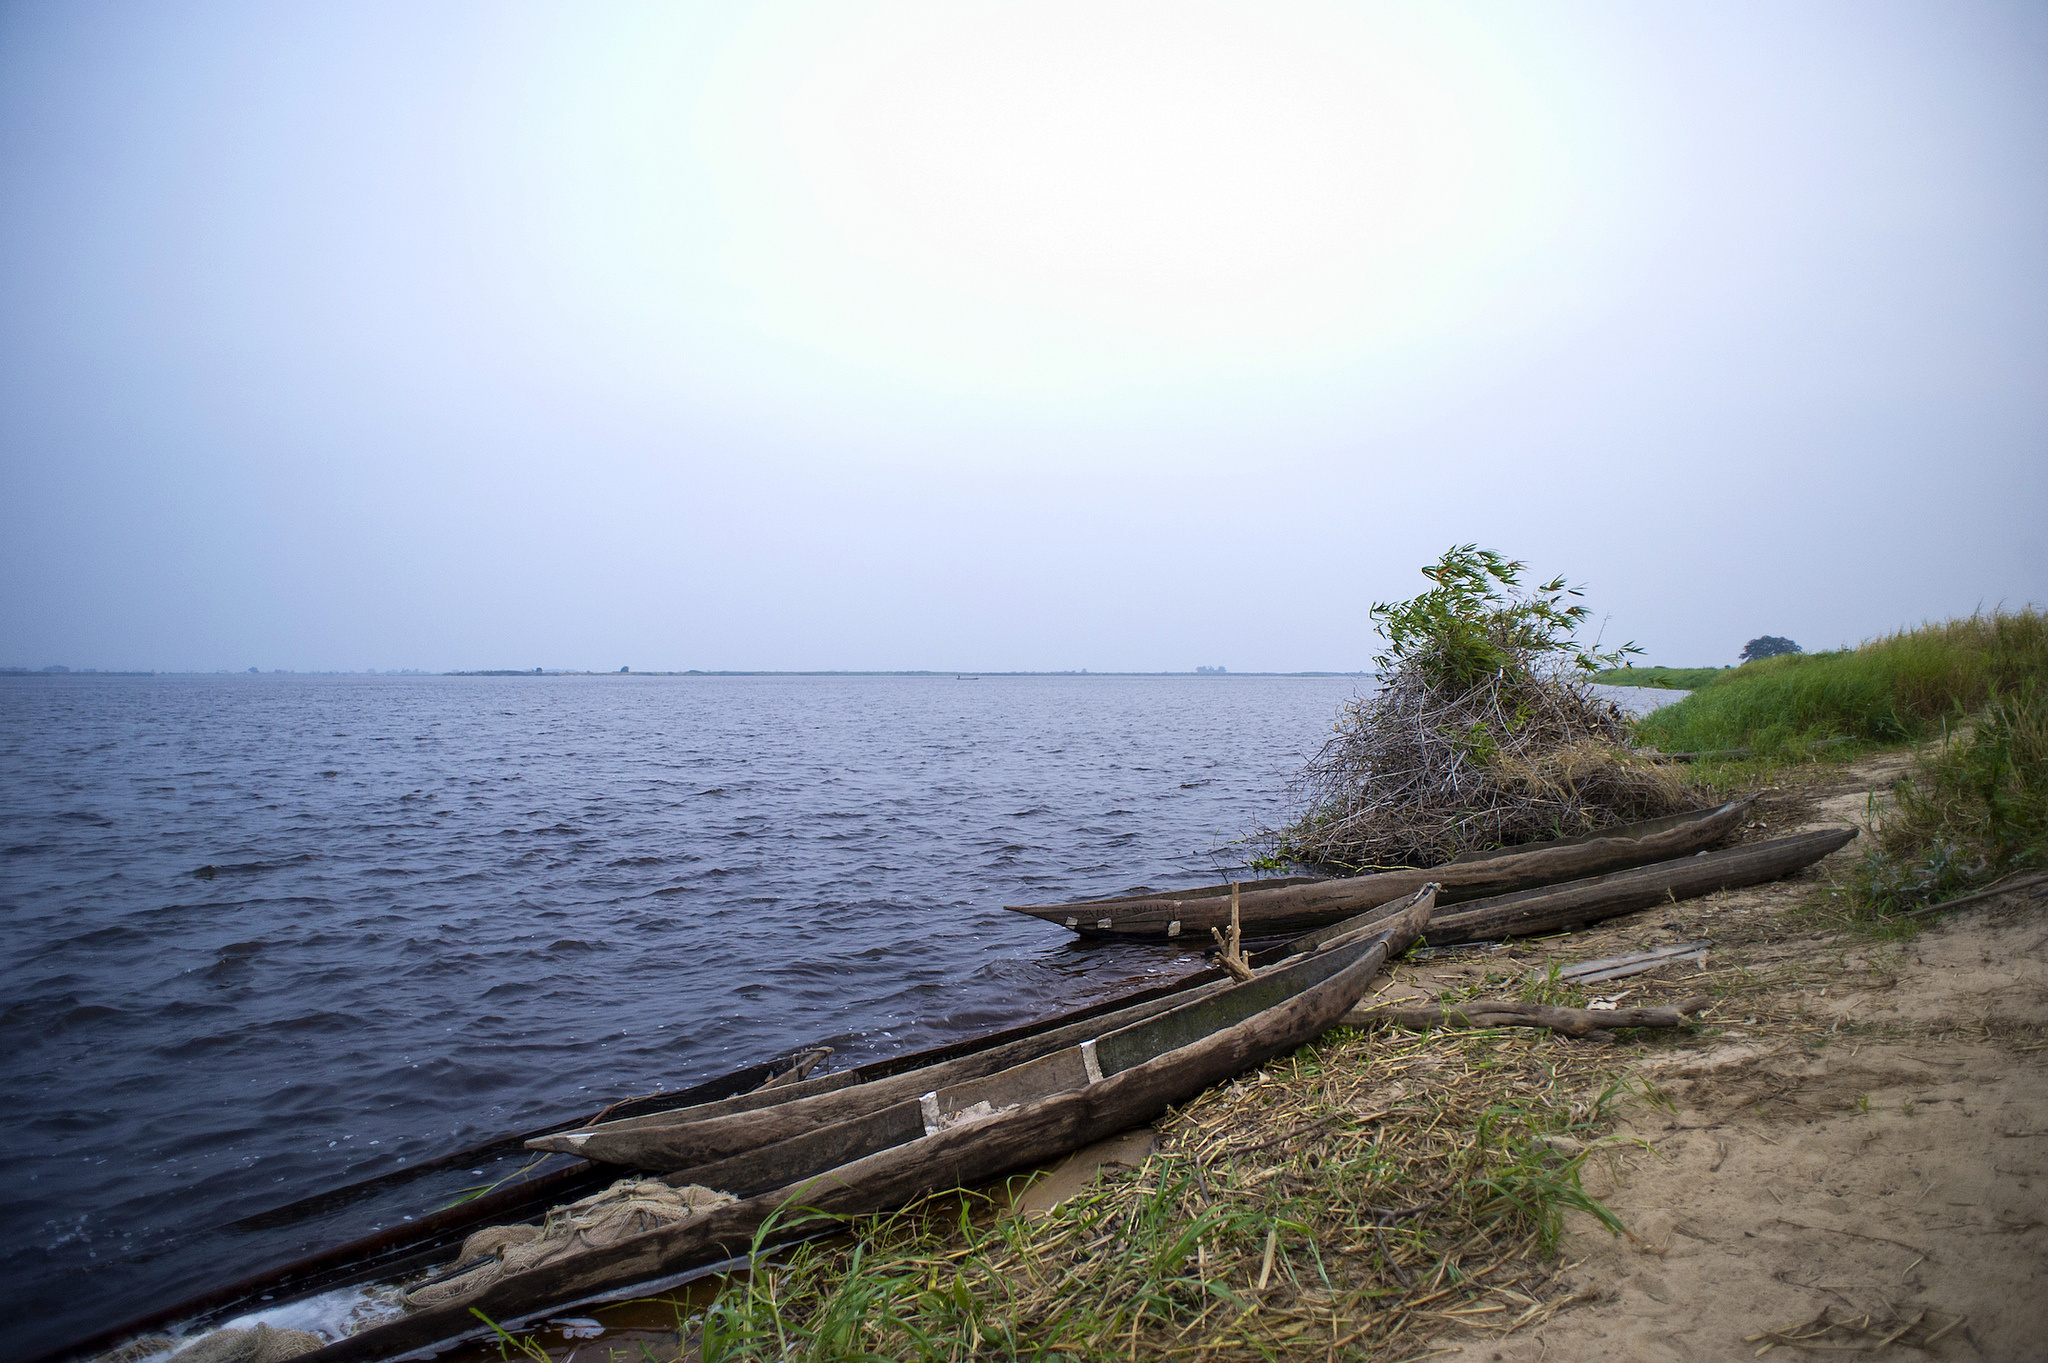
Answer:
[
  {"left": 443, "top": 669, "right": 1375, "bottom": 678},
  {"left": 4, "top": 668, "right": 1374, "bottom": 679}
]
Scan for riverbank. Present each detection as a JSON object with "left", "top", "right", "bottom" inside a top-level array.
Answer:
[
  {"left": 1418, "top": 749, "right": 2046, "bottom": 1359},
  {"left": 530, "top": 748, "right": 2039, "bottom": 1362}
]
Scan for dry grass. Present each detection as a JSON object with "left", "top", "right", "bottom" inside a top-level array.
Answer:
[{"left": 689, "top": 1026, "right": 1646, "bottom": 1362}]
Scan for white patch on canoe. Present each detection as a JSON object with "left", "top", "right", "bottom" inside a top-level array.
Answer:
[
  {"left": 1096, "top": 918, "right": 1113, "bottom": 930},
  {"left": 1080, "top": 1039, "right": 1104, "bottom": 1085},
  {"left": 920, "top": 1091, "right": 943, "bottom": 1137},
  {"left": 1167, "top": 920, "right": 1181, "bottom": 937},
  {"left": 562, "top": 1131, "right": 591, "bottom": 1148},
  {"left": 215, "top": 1280, "right": 407, "bottom": 1344}
]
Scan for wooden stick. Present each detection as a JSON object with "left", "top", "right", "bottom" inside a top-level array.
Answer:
[
  {"left": 1347, "top": 995, "right": 1711, "bottom": 1039},
  {"left": 1209, "top": 884, "right": 1255, "bottom": 982},
  {"left": 751, "top": 1048, "right": 834, "bottom": 1092},
  {"left": 1901, "top": 870, "right": 2048, "bottom": 918}
]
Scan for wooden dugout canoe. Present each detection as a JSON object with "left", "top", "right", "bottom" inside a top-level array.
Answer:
[
  {"left": 524, "top": 884, "right": 1441, "bottom": 1171},
  {"left": 37, "top": 967, "right": 1254, "bottom": 1363},
  {"left": 1420, "top": 826, "right": 1858, "bottom": 946},
  {"left": 36, "top": 958, "right": 1310, "bottom": 1363},
  {"left": 49, "top": 894, "right": 1436, "bottom": 1363},
  {"left": 1006, "top": 798, "right": 1755, "bottom": 941},
  {"left": 218, "top": 891, "right": 1440, "bottom": 1363}
]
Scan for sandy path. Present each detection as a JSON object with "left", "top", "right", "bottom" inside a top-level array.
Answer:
[{"left": 1370, "top": 754, "right": 2048, "bottom": 1360}]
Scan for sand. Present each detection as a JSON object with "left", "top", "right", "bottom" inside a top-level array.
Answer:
[{"left": 1369, "top": 753, "right": 2048, "bottom": 1360}]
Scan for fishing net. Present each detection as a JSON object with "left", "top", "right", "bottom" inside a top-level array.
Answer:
[
  {"left": 400, "top": 1178, "right": 736, "bottom": 1311},
  {"left": 166, "top": 1323, "right": 323, "bottom": 1361}
]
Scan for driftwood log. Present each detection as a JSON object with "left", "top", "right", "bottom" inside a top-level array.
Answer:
[
  {"left": 1421, "top": 827, "right": 1857, "bottom": 946},
  {"left": 1349, "top": 995, "right": 1712, "bottom": 1039}
]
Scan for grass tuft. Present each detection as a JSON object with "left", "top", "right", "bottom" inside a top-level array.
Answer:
[{"left": 1837, "top": 681, "right": 2048, "bottom": 918}]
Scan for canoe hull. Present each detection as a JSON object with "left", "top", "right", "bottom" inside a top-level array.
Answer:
[
  {"left": 287, "top": 893, "right": 1438, "bottom": 1363},
  {"left": 1422, "top": 827, "right": 1857, "bottom": 946},
  {"left": 1006, "top": 800, "right": 1753, "bottom": 941}
]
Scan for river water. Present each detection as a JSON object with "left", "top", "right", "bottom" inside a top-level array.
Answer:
[{"left": 0, "top": 671, "right": 1377, "bottom": 1355}]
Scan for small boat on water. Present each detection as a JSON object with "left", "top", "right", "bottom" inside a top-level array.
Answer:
[
  {"left": 51, "top": 892, "right": 1438, "bottom": 1363},
  {"left": 1005, "top": 799, "right": 1756, "bottom": 940}
]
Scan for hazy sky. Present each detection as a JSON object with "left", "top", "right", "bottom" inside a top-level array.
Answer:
[{"left": 3, "top": 1, "right": 2043, "bottom": 673}]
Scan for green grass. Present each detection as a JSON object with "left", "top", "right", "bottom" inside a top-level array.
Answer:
[
  {"left": 1839, "top": 680, "right": 2048, "bottom": 917},
  {"left": 1588, "top": 666, "right": 1728, "bottom": 691},
  {"left": 1632, "top": 609, "right": 2047, "bottom": 759}
]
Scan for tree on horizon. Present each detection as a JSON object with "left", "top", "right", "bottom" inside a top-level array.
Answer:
[{"left": 1740, "top": 635, "right": 1802, "bottom": 662}]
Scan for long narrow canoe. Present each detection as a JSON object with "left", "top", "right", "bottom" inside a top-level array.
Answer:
[
  {"left": 34, "top": 970, "right": 1249, "bottom": 1363},
  {"left": 41, "top": 894, "right": 1430, "bottom": 1363},
  {"left": 1010, "top": 805, "right": 1735, "bottom": 927},
  {"left": 235, "top": 891, "right": 1442, "bottom": 1363},
  {"left": 1006, "top": 799, "right": 1755, "bottom": 940},
  {"left": 1420, "top": 827, "right": 1857, "bottom": 946},
  {"left": 524, "top": 885, "right": 1439, "bottom": 1171}
]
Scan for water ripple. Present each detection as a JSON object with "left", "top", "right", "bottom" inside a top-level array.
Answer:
[{"left": 0, "top": 671, "right": 1365, "bottom": 1354}]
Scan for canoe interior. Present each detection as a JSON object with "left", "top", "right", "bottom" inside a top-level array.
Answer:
[
  {"left": 567, "top": 977, "right": 1231, "bottom": 1143},
  {"left": 1248, "top": 887, "right": 1427, "bottom": 962}
]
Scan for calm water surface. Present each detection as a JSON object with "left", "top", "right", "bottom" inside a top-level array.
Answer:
[{"left": 0, "top": 672, "right": 1369, "bottom": 1354}]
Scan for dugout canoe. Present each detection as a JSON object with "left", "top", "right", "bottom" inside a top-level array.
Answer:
[
  {"left": 43, "top": 894, "right": 1430, "bottom": 1363},
  {"left": 523, "top": 884, "right": 1440, "bottom": 1171},
  {"left": 36, "top": 981, "right": 1242, "bottom": 1363},
  {"left": 101, "top": 890, "right": 1437, "bottom": 1363},
  {"left": 1419, "top": 826, "right": 1858, "bottom": 946},
  {"left": 1007, "top": 798, "right": 1755, "bottom": 941}
]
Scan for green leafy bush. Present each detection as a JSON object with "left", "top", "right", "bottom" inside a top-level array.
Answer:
[
  {"left": 1370, "top": 545, "right": 1639, "bottom": 688},
  {"left": 1847, "top": 681, "right": 2047, "bottom": 915}
]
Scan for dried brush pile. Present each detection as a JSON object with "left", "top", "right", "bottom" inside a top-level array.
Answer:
[
  {"left": 1278, "top": 669, "right": 1694, "bottom": 871},
  {"left": 1269, "top": 547, "right": 1696, "bottom": 872}
]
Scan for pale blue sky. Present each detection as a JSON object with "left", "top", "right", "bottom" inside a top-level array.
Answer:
[{"left": 3, "top": 1, "right": 2043, "bottom": 672}]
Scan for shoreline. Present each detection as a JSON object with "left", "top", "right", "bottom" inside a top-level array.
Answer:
[{"left": 544, "top": 747, "right": 2040, "bottom": 1362}]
